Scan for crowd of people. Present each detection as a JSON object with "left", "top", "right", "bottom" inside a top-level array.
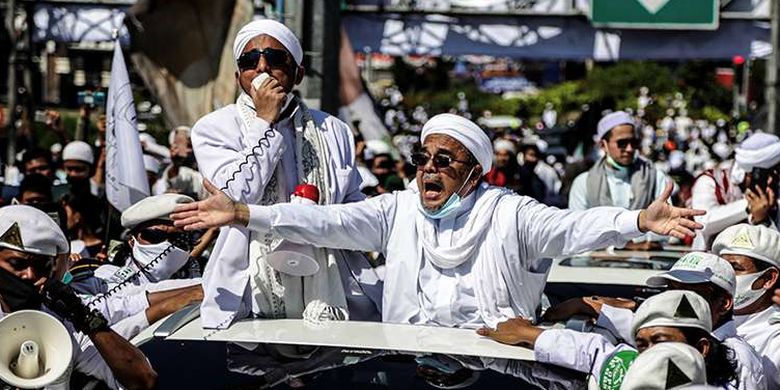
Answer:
[{"left": 1, "top": 16, "right": 780, "bottom": 390}]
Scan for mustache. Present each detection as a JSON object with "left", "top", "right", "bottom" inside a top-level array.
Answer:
[{"left": 422, "top": 173, "right": 442, "bottom": 183}]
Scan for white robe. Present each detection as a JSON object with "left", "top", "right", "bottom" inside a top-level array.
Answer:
[
  {"left": 192, "top": 104, "right": 382, "bottom": 328},
  {"left": 245, "top": 182, "right": 643, "bottom": 328},
  {"left": 735, "top": 305, "right": 780, "bottom": 388}
]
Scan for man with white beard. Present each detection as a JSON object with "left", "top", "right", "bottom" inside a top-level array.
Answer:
[
  {"left": 190, "top": 19, "right": 380, "bottom": 329},
  {"left": 174, "top": 113, "right": 705, "bottom": 329}
]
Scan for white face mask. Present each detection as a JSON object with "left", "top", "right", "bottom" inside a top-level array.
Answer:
[
  {"left": 734, "top": 270, "right": 770, "bottom": 310},
  {"left": 131, "top": 240, "right": 190, "bottom": 282}
]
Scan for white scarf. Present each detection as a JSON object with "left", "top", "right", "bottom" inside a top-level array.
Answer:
[
  {"left": 416, "top": 182, "right": 511, "bottom": 269},
  {"left": 237, "top": 92, "right": 348, "bottom": 324}
]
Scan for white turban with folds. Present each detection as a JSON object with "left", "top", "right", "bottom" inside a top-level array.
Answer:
[
  {"left": 422, "top": 113, "right": 492, "bottom": 175},
  {"left": 232, "top": 19, "right": 303, "bottom": 66},
  {"left": 735, "top": 132, "right": 780, "bottom": 170}
]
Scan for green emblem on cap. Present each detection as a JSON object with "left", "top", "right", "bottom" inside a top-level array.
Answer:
[
  {"left": 730, "top": 228, "right": 755, "bottom": 250},
  {"left": 677, "top": 253, "right": 703, "bottom": 267},
  {"left": 599, "top": 350, "right": 638, "bottom": 390},
  {"left": 0, "top": 222, "right": 24, "bottom": 250},
  {"left": 674, "top": 294, "right": 698, "bottom": 319},
  {"left": 665, "top": 359, "right": 692, "bottom": 388}
]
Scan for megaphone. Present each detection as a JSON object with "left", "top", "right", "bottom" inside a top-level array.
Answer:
[{"left": 0, "top": 310, "right": 73, "bottom": 389}]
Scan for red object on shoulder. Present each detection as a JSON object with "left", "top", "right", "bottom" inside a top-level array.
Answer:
[{"left": 293, "top": 184, "right": 320, "bottom": 203}]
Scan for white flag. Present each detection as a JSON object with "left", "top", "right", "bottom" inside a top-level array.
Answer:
[{"left": 105, "top": 40, "right": 150, "bottom": 211}]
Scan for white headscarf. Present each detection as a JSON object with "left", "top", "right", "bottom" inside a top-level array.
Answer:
[
  {"left": 233, "top": 19, "right": 303, "bottom": 65},
  {"left": 422, "top": 113, "right": 493, "bottom": 174},
  {"left": 734, "top": 132, "right": 780, "bottom": 170}
]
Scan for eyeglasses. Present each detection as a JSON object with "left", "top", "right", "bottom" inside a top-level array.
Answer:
[
  {"left": 615, "top": 138, "right": 640, "bottom": 149},
  {"left": 237, "top": 48, "right": 291, "bottom": 71},
  {"left": 138, "top": 228, "right": 193, "bottom": 250},
  {"left": 410, "top": 152, "right": 471, "bottom": 169}
]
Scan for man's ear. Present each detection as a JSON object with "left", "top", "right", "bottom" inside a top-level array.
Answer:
[
  {"left": 294, "top": 66, "right": 305, "bottom": 85},
  {"left": 762, "top": 267, "right": 779, "bottom": 289},
  {"left": 599, "top": 139, "right": 609, "bottom": 151},
  {"left": 721, "top": 295, "right": 734, "bottom": 316},
  {"left": 696, "top": 338, "right": 711, "bottom": 358}
]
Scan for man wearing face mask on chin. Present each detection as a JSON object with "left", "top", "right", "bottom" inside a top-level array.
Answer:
[
  {"left": 569, "top": 111, "right": 672, "bottom": 250},
  {"left": 713, "top": 223, "right": 780, "bottom": 388},
  {"left": 0, "top": 205, "right": 157, "bottom": 389},
  {"left": 173, "top": 113, "right": 706, "bottom": 330},
  {"left": 190, "top": 19, "right": 381, "bottom": 329}
]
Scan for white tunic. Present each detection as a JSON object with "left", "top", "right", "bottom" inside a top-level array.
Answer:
[
  {"left": 192, "top": 104, "right": 382, "bottom": 328},
  {"left": 246, "top": 183, "right": 643, "bottom": 328},
  {"left": 595, "top": 304, "right": 766, "bottom": 389},
  {"left": 735, "top": 305, "right": 780, "bottom": 389}
]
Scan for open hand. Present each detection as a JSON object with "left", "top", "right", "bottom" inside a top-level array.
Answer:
[
  {"left": 170, "top": 179, "right": 243, "bottom": 230},
  {"left": 639, "top": 181, "right": 705, "bottom": 240}
]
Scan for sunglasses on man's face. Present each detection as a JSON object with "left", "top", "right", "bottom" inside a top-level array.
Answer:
[
  {"left": 237, "top": 48, "right": 290, "bottom": 72},
  {"left": 410, "top": 152, "right": 471, "bottom": 169},
  {"left": 614, "top": 138, "right": 640, "bottom": 149},
  {"left": 138, "top": 228, "right": 193, "bottom": 250}
]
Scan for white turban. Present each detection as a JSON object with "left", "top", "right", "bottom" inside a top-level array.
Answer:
[
  {"left": 422, "top": 114, "right": 492, "bottom": 175},
  {"left": 734, "top": 132, "right": 780, "bottom": 170},
  {"left": 62, "top": 140, "right": 94, "bottom": 165},
  {"left": 713, "top": 223, "right": 780, "bottom": 269},
  {"left": 233, "top": 19, "right": 303, "bottom": 66},
  {"left": 596, "top": 111, "right": 635, "bottom": 140},
  {"left": 493, "top": 139, "right": 516, "bottom": 155}
]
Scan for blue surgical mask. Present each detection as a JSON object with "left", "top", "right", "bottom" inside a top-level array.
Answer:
[
  {"left": 418, "top": 168, "right": 475, "bottom": 220},
  {"left": 606, "top": 155, "right": 630, "bottom": 173}
]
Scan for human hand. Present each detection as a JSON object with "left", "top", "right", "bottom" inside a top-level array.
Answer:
[
  {"left": 476, "top": 318, "right": 543, "bottom": 348},
  {"left": 639, "top": 181, "right": 705, "bottom": 240},
  {"left": 251, "top": 74, "right": 287, "bottom": 123},
  {"left": 746, "top": 184, "right": 776, "bottom": 225},
  {"left": 171, "top": 179, "right": 246, "bottom": 230},
  {"left": 622, "top": 240, "right": 663, "bottom": 251}
]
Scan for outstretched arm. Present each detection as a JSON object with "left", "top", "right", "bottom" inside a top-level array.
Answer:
[{"left": 171, "top": 179, "right": 395, "bottom": 253}]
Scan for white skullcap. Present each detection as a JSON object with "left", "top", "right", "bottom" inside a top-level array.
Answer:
[
  {"left": 62, "top": 141, "right": 94, "bottom": 165},
  {"left": 646, "top": 252, "right": 736, "bottom": 297},
  {"left": 713, "top": 223, "right": 780, "bottom": 269},
  {"left": 50, "top": 143, "right": 62, "bottom": 154},
  {"left": 422, "top": 113, "right": 492, "bottom": 174},
  {"left": 632, "top": 290, "right": 712, "bottom": 337},
  {"left": 621, "top": 343, "right": 707, "bottom": 389},
  {"left": 493, "top": 139, "right": 517, "bottom": 155},
  {"left": 233, "top": 19, "right": 303, "bottom": 65},
  {"left": 734, "top": 132, "right": 780, "bottom": 170},
  {"left": 365, "top": 139, "right": 392, "bottom": 158},
  {"left": 168, "top": 125, "right": 191, "bottom": 146},
  {"left": 121, "top": 194, "right": 194, "bottom": 229},
  {"left": 668, "top": 150, "right": 685, "bottom": 170},
  {"left": 597, "top": 111, "right": 635, "bottom": 140},
  {"left": 0, "top": 205, "right": 69, "bottom": 256},
  {"left": 143, "top": 155, "right": 160, "bottom": 174}
]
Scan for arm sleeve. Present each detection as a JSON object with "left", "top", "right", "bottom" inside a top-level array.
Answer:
[
  {"left": 567, "top": 172, "right": 588, "bottom": 211},
  {"left": 534, "top": 329, "right": 620, "bottom": 377},
  {"left": 518, "top": 199, "right": 642, "bottom": 260},
  {"left": 247, "top": 193, "right": 397, "bottom": 253},
  {"left": 192, "top": 114, "right": 285, "bottom": 204},
  {"left": 594, "top": 305, "right": 635, "bottom": 345},
  {"left": 690, "top": 176, "right": 748, "bottom": 242}
]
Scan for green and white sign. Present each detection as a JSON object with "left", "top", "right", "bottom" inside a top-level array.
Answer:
[{"left": 590, "top": 0, "right": 719, "bottom": 30}]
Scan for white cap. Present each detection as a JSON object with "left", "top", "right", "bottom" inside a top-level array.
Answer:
[
  {"left": 121, "top": 194, "right": 194, "bottom": 229},
  {"left": 422, "top": 113, "right": 493, "bottom": 175},
  {"left": 632, "top": 290, "right": 712, "bottom": 337},
  {"left": 168, "top": 125, "right": 191, "bottom": 145},
  {"left": 50, "top": 143, "right": 62, "bottom": 154},
  {"left": 596, "top": 111, "right": 635, "bottom": 140},
  {"left": 621, "top": 343, "right": 707, "bottom": 389},
  {"left": 493, "top": 139, "right": 517, "bottom": 154},
  {"left": 143, "top": 155, "right": 161, "bottom": 174},
  {"left": 0, "top": 205, "right": 69, "bottom": 256},
  {"left": 364, "top": 139, "right": 392, "bottom": 159},
  {"left": 646, "top": 252, "right": 736, "bottom": 297},
  {"left": 233, "top": 19, "right": 303, "bottom": 65},
  {"left": 62, "top": 141, "right": 94, "bottom": 165},
  {"left": 713, "top": 223, "right": 780, "bottom": 269}
]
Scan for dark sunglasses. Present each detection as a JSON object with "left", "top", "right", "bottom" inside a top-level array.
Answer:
[
  {"left": 237, "top": 48, "right": 290, "bottom": 71},
  {"left": 410, "top": 152, "right": 471, "bottom": 169},
  {"left": 138, "top": 228, "right": 193, "bottom": 250},
  {"left": 615, "top": 138, "right": 640, "bottom": 149}
]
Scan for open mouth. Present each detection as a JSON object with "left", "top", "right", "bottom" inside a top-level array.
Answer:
[{"left": 423, "top": 181, "right": 444, "bottom": 200}]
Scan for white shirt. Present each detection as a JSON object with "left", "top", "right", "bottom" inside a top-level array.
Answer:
[
  {"left": 690, "top": 172, "right": 748, "bottom": 250},
  {"left": 245, "top": 184, "right": 642, "bottom": 328},
  {"left": 736, "top": 305, "right": 780, "bottom": 388},
  {"left": 595, "top": 304, "right": 766, "bottom": 389},
  {"left": 568, "top": 164, "right": 669, "bottom": 211},
  {"left": 192, "top": 104, "right": 381, "bottom": 328}
]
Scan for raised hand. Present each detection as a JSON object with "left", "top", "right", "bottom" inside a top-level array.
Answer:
[
  {"left": 639, "top": 181, "right": 706, "bottom": 240},
  {"left": 170, "top": 179, "right": 244, "bottom": 231}
]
